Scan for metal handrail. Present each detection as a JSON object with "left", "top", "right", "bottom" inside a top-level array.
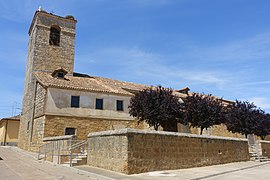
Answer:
[
  {"left": 37, "top": 138, "right": 88, "bottom": 166},
  {"left": 37, "top": 142, "right": 52, "bottom": 160},
  {"left": 38, "top": 138, "right": 76, "bottom": 160},
  {"left": 69, "top": 140, "right": 88, "bottom": 167},
  {"left": 70, "top": 140, "right": 87, "bottom": 149}
]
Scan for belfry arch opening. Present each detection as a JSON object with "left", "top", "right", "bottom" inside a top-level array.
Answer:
[{"left": 49, "top": 25, "right": 61, "bottom": 46}]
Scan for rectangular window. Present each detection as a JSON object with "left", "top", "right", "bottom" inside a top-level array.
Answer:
[
  {"left": 65, "top": 127, "right": 76, "bottom": 135},
  {"left": 71, "top": 96, "right": 80, "bottom": 108},
  {"left": 96, "top": 98, "right": 103, "bottom": 110},
  {"left": 117, "top": 100, "right": 124, "bottom": 111}
]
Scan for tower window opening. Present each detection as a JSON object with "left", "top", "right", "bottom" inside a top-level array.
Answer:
[{"left": 49, "top": 26, "right": 60, "bottom": 46}]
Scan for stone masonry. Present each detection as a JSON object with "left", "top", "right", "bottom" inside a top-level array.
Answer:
[
  {"left": 18, "top": 10, "right": 77, "bottom": 150},
  {"left": 87, "top": 129, "right": 250, "bottom": 174},
  {"left": 260, "top": 140, "right": 270, "bottom": 158},
  {"left": 18, "top": 9, "right": 261, "bottom": 153},
  {"left": 28, "top": 115, "right": 146, "bottom": 152}
]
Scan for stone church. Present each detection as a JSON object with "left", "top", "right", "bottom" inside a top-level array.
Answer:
[
  {"left": 19, "top": 10, "right": 248, "bottom": 151},
  {"left": 18, "top": 9, "right": 191, "bottom": 151}
]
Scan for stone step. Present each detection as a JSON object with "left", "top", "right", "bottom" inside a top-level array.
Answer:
[
  {"left": 62, "top": 155, "right": 87, "bottom": 166},
  {"left": 250, "top": 155, "right": 270, "bottom": 162}
]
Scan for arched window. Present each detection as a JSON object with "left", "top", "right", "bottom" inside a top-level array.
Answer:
[{"left": 49, "top": 25, "right": 60, "bottom": 46}]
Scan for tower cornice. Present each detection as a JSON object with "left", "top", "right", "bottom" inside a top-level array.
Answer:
[{"left": 28, "top": 10, "right": 77, "bottom": 36}]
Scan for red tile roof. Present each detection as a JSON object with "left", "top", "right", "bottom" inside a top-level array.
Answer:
[{"left": 34, "top": 71, "right": 187, "bottom": 98}]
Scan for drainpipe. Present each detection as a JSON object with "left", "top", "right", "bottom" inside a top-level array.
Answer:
[{"left": 3, "top": 120, "right": 8, "bottom": 146}]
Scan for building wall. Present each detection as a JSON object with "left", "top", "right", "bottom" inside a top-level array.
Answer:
[
  {"left": 19, "top": 11, "right": 76, "bottom": 150},
  {"left": 23, "top": 114, "right": 146, "bottom": 151},
  {"left": 19, "top": 81, "right": 46, "bottom": 150},
  {"left": 45, "top": 88, "right": 133, "bottom": 120},
  {"left": 34, "top": 83, "right": 46, "bottom": 118},
  {"left": 43, "top": 115, "right": 146, "bottom": 140},
  {"left": 0, "top": 120, "right": 20, "bottom": 146},
  {"left": 5, "top": 120, "right": 20, "bottom": 145},
  {"left": 0, "top": 121, "right": 6, "bottom": 144},
  {"left": 87, "top": 129, "right": 249, "bottom": 174},
  {"left": 190, "top": 124, "right": 244, "bottom": 138},
  {"left": 29, "top": 116, "right": 46, "bottom": 151}
]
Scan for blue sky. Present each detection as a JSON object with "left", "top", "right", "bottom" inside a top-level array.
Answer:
[{"left": 0, "top": 0, "right": 270, "bottom": 118}]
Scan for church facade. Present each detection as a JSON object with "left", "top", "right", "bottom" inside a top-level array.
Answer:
[
  {"left": 18, "top": 10, "right": 157, "bottom": 151},
  {"left": 19, "top": 10, "right": 249, "bottom": 151}
]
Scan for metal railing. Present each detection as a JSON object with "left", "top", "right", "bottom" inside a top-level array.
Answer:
[
  {"left": 37, "top": 135, "right": 87, "bottom": 165},
  {"left": 69, "top": 140, "right": 88, "bottom": 166}
]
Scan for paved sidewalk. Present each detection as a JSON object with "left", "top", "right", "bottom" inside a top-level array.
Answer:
[
  {"left": 77, "top": 161, "right": 270, "bottom": 180},
  {"left": 0, "top": 146, "right": 102, "bottom": 180},
  {"left": 1, "top": 146, "right": 270, "bottom": 179}
]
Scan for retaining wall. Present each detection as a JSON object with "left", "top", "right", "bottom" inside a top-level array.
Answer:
[
  {"left": 87, "top": 128, "right": 249, "bottom": 174},
  {"left": 259, "top": 140, "right": 270, "bottom": 158}
]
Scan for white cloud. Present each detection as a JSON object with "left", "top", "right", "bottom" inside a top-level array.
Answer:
[
  {"left": 249, "top": 97, "right": 270, "bottom": 110},
  {"left": 240, "top": 81, "right": 270, "bottom": 86},
  {"left": 77, "top": 46, "right": 231, "bottom": 89},
  {"left": 192, "top": 32, "right": 270, "bottom": 62},
  {"left": 75, "top": 31, "right": 270, "bottom": 106}
]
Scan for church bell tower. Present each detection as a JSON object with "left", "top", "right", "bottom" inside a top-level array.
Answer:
[{"left": 19, "top": 8, "right": 77, "bottom": 149}]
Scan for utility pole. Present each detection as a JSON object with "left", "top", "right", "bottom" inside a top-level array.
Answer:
[{"left": 11, "top": 102, "right": 21, "bottom": 116}]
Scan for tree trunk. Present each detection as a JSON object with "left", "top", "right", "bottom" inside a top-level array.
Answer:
[
  {"left": 200, "top": 128, "right": 204, "bottom": 135},
  {"left": 162, "top": 122, "right": 178, "bottom": 132}
]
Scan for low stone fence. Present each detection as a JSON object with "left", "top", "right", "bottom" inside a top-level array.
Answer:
[
  {"left": 87, "top": 128, "right": 249, "bottom": 174},
  {"left": 259, "top": 140, "right": 270, "bottom": 158}
]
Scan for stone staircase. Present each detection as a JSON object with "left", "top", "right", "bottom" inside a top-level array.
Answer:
[
  {"left": 37, "top": 136, "right": 88, "bottom": 166},
  {"left": 62, "top": 150, "right": 87, "bottom": 166},
  {"left": 250, "top": 152, "right": 270, "bottom": 162},
  {"left": 249, "top": 145, "right": 270, "bottom": 162}
]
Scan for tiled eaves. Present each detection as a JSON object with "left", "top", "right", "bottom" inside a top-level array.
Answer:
[
  {"left": 34, "top": 71, "right": 187, "bottom": 98},
  {"left": 47, "top": 84, "right": 134, "bottom": 96}
]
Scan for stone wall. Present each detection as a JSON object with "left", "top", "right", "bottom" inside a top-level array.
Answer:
[
  {"left": 88, "top": 135, "right": 129, "bottom": 172},
  {"left": 43, "top": 115, "right": 146, "bottom": 140},
  {"left": 19, "top": 11, "right": 76, "bottom": 150},
  {"left": 34, "top": 83, "right": 46, "bottom": 118},
  {"left": 190, "top": 124, "right": 244, "bottom": 138},
  {"left": 260, "top": 140, "right": 270, "bottom": 158},
  {"left": 87, "top": 129, "right": 249, "bottom": 174},
  {"left": 29, "top": 116, "right": 46, "bottom": 151},
  {"left": 30, "top": 11, "right": 76, "bottom": 75}
]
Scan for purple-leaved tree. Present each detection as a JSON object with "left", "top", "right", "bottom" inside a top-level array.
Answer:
[
  {"left": 182, "top": 93, "right": 225, "bottom": 135},
  {"left": 225, "top": 100, "right": 258, "bottom": 138},
  {"left": 129, "top": 85, "right": 183, "bottom": 132}
]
